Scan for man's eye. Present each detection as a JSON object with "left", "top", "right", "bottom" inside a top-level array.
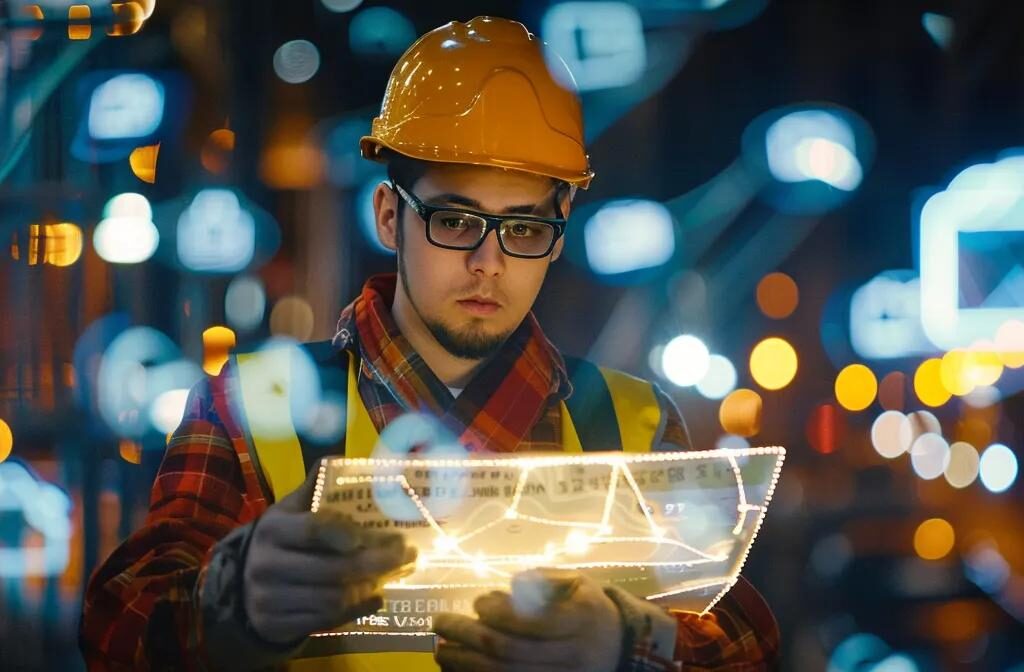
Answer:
[
  {"left": 508, "top": 222, "right": 538, "bottom": 237},
  {"left": 440, "top": 217, "right": 470, "bottom": 230}
]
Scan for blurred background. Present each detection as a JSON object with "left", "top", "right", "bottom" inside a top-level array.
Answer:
[{"left": 2, "top": 0, "right": 1024, "bottom": 669}]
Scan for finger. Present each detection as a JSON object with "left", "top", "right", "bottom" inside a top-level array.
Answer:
[
  {"left": 435, "top": 642, "right": 566, "bottom": 672},
  {"left": 253, "top": 594, "right": 384, "bottom": 644},
  {"left": 259, "top": 508, "right": 398, "bottom": 555},
  {"left": 251, "top": 612, "right": 329, "bottom": 645},
  {"left": 248, "top": 580, "right": 380, "bottom": 617},
  {"left": 472, "top": 591, "right": 584, "bottom": 640},
  {"left": 250, "top": 539, "right": 417, "bottom": 592},
  {"left": 433, "top": 613, "right": 579, "bottom": 666},
  {"left": 247, "top": 542, "right": 414, "bottom": 584},
  {"left": 511, "top": 568, "right": 583, "bottom": 613}
]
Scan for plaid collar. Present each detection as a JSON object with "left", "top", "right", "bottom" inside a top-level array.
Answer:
[{"left": 332, "top": 273, "right": 573, "bottom": 452}]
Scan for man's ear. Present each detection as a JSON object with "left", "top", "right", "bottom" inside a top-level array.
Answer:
[{"left": 373, "top": 182, "right": 399, "bottom": 252}]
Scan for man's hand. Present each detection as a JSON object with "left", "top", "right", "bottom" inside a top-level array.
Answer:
[
  {"left": 243, "top": 469, "right": 417, "bottom": 645},
  {"left": 433, "top": 568, "right": 624, "bottom": 672}
]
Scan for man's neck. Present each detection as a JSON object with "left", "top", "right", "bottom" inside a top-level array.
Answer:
[{"left": 391, "top": 286, "right": 487, "bottom": 389}]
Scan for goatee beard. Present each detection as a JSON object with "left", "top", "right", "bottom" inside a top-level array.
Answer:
[{"left": 399, "top": 248, "right": 510, "bottom": 360}]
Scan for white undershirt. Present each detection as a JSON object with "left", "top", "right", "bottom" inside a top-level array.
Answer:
[{"left": 447, "top": 386, "right": 464, "bottom": 398}]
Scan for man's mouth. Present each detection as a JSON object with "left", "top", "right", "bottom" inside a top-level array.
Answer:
[{"left": 457, "top": 296, "right": 501, "bottom": 315}]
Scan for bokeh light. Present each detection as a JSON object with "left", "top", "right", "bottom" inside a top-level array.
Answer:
[
  {"left": 237, "top": 339, "right": 323, "bottom": 440},
  {"left": 349, "top": 7, "right": 417, "bottom": 58},
  {"left": 749, "top": 337, "right": 798, "bottom": 390},
  {"left": 661, "top": 335, "right": 711, "bottom": 387},
  {"left": 913, "top": 518, "right": 955, "bottom": 560},
  {"left": 719, "top": 388, "right": 762, "bottom": 437},
  {"left": 270, "top": 295, "right": 315, "bottom": 341},
  {"left": 877, "top": 371, "right": 905, "bottom": 411},
  {"left": 177, "top": 189, "right": 256, "bottom": 273},
  {"left": 805, "top": 403, "right": 844, "bottom": 454},
  {"left": 321, "top": 0, "right": 363, "bottom": 11},
  {"left": 200, "top": 129, "right": 235, "bottom": 174},
  {"left": 963, "top": 385, "right": 1000, "bottom": 409},
  {"left": 715, "top": 434, "right": 750, "bottom": 450},
  {"left": 944, "top": 442, "right": 980, "bottom": 489},
  {"left": 995, "top": 319, "right": 1024, "bottom": 368},
  {"left": 583, "top": 199, "right": 675, "bottom": 276},
  {"left": 42, "top": 223, "right": 84, "bottom": 267},
  {"left": 225, "top": 275, "right": 267, "bottom": 331},
  {"left": 119, "top": 439, "right": 142, "bottom": 465},
  {"left": 969, "top": 351, "right": 1003, "bottom": 387},
  {"left": 901, "top": 410, "right": 941, "bottom": 447},
  {"left": 202, "top": 326, "right": 236, "bottom": 376},
  {"left": 97, "top": 327, "right": 202, "bottom": 438},
  {"left": 871, "top": 410, "right": 910, "bottom": 459},
  {"left": 979, "top": 443, "right": 1018, "bottom": 494},
  {"left": 695, "top": 354, "right": 737, "bottom": 399},
  {"left": 756, "top": 272, "right": 799, "bottom": 319},
  {"left": 940, "top": 349, "right": 974, "bottom": 396},
  {"left": 0, "top": 419, "right": 12, "bottom": 463},
  {"left": 910, "top": 433, "right": 951, "bottom": 480},
  {"left": 149, "top": 389, "right": 191, "bottom": 434},
  {"left": 834, "top": 363, "right": 877, "bottom": 412},
  {"left": 129, "top": 143, "right": 159, "bottom": 183},
  {"left": 273, "top": 40, "right": 320, "bottom": 84},
  {"left": 765, "top": 109, "right": 863, "bottom": 191},
  {"left": 94, "top": 193, "right": 159, "bottom": 264},
  {"left": 913, "top": 358, "right": 951, "bottom": 407}
]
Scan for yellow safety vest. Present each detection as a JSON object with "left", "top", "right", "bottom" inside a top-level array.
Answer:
[{"left": 231, "top": 344, "right": 664, "bottom": 671}]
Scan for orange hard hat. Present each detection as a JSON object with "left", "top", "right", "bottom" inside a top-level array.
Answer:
[{"left": 360, "top": 16, "right": 594, "bottom": 189}]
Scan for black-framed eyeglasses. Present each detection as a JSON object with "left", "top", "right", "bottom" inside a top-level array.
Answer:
[{"left": 391, "top": 181, "right": 566, "bottom": 259}]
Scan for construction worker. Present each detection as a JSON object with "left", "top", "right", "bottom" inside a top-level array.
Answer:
[{"left": 80, "top": 16, "right": 779, "bottom": 672}]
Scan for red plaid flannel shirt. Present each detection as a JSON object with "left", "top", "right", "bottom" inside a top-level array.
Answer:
[{"left": 80, "top": 281, "right": 779, "bottom": 671}]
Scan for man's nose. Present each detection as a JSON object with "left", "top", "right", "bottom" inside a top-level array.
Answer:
[{"left": 467, "top": 228, "right": 506, "bottom": 277}]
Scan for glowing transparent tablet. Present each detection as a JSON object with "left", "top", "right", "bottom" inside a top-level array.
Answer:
[{"left": 311, "top": 448, "right": 784, "bottom": 637}]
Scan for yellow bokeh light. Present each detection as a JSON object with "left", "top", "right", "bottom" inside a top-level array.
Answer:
[
  {"left": 749, "top": 337, "right": 798, "bottom": 390},
  {"left": 914, "top": 358, "right": 951, "bottom": 407},
  {"left": 913, "top": 518, "right": 955, "bottom": 561},
  {"left": 756, "top": 272, "right": 799, "bottom": 319},
  {"left": 203, "top": 326, "right": 237, "bottom": 376},
  {"left": 119, "top": 439, "right": 142, "bottom": 465},
  {"left": 719, "top": 388, "right": 763, "bottom": 437},
  {"left": 43, "top": 223, "right": 83, "bottom": 266},
  {"left": 68, "top": 4, "right": 91, "bottom": 39},
  {"left": 108, "top": 2, "right": 147, "bottom": 36},
  {"left": 940, "top": 349, "right": 974, "bottom": 396},
  {"left": 963, "top": 345, "right": 1002, "bottom": 388},
  {"left": 130, "top": 143, "right": 160, "bottom": 184},
  {"left": 834, "top": 364, "right": 877, "bottom": 412},
  {"left": 0, "top": 419, "right": 12, "bottom": 463},
  {"left": 270, "top": 295, "right": 315, "bottom": 341}
]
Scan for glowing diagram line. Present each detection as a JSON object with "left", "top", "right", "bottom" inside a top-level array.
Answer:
[
  {"left": 619, "top": 462, "right": 661, "bottom": 535},
  {"left": 317, "top": 449, "right": 786, "bottom": 597}
]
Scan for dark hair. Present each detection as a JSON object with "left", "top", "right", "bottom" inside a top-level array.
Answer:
[
  {"left": 382, "top": 148, "right": 570, "bottom": 195},
  {"left": 382, "top": 149, "right": 432, "bottom": 192}
]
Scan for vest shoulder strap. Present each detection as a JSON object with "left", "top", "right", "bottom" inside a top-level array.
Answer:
[{"left": 563, "top": 355, "right": 663, "bottom": 453}]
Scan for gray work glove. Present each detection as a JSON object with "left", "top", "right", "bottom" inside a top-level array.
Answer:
[{"left": 242, "top": 467, "right": 417, "bottom": 645}]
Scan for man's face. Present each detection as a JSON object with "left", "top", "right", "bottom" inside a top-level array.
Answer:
[{"left": 374, "top": 163, "right": 567, "bottom": 361}]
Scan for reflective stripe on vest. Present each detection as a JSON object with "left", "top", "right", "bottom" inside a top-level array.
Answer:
[{"left": 231, "top": 347, "right": 662, "bottom": 671}]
